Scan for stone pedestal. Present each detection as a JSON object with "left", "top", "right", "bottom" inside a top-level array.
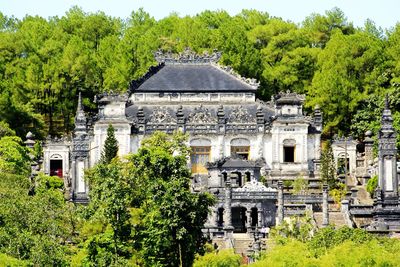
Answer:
[
  {"left": 277, "top": 181, "right": 284, "bottom": 225},
  {"left": 322, "top": 184, "right": 329, "bottom": 227}
]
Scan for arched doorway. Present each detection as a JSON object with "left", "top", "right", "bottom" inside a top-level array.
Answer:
[{"left": 232, "top": 207, "right": 247, "bottom": 233}]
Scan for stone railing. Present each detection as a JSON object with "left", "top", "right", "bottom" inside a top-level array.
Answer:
[{"left": 349, "top": 204, "right": 373, "bottom": 216}]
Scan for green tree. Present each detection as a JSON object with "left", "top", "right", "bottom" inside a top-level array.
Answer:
[
  {"left": 84, "top": 160, "right": 133, "bottom": 266},
  {"left": 100, "top": 124, "right": 119, "bottom": 164},
  {"left": 127, "top": 132, "right": 215, "bottom": 267},
  {"left": 320, "top": 141, "right": 336, "bottom": 188},
  {"left": 307, "top": 31, "right": 385, "bottom": 136},
  {"left": 0, "top": 136, "right": 31, "bottom": 176},
  {"left": 80, "top": 132, "right": 215, "bottom": 266}
]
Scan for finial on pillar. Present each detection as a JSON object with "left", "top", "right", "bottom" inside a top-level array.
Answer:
[
  {"left": 77, "top": 91, "right": 83, "bottom": 112},
  {"left": 385, "top": 94, "right": 389, "bottom": 110},
  {"left": 74, "top": 91, "right": 87, "bottom": 134}
]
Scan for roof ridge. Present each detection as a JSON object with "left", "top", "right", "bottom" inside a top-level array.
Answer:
[
  {"left": 211, "top": 62, "right": 259, "bottom": 89},
  {"left": 154, "top": 48, "right": 221, "bottom": 64},
  {"left": 129, "top": 63, "right": 165, "bottom": 93}
]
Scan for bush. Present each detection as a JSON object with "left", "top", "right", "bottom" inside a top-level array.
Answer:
[
  {"left": 193, "top": 249, "right": 241, "bottom": 267},
  {"left": 366, "top": 175, "right": 378, "bottom": 197},
  {"left": 0, "top": 253, "right": 29, "bottom": 267},
  {"left": 251, "top": 239, "right": 318, "bottom": 267}
]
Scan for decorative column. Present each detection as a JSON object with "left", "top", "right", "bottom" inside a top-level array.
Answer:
[
  {"left": 256, "top": 106, "right": 265, "bottom": 133},
  {"left": 377, "top": 95, "right": 398, "bottom": 203},
  {"left": 176, "top": 105, "right": 185, "bottom": 133},
  {"left": 364, "top": 130, "right": 374, "bottom": 166},
  {"left": 224, "top": 180, "right": 233, "bottom": 228},
  {"left": 277, "top": 180, "right": 284, "bottom": 225},
  {"left": 246, "top": 208, "right": 252, "bottom": 233},
  {"left": 367, "top": 95, "right": 400, "bottom": 232},
  {"left": 322, "top": 184, "right": 329, "bottom": 227},
  {"left": 363, "top": 130, "right": 374, "bottom": 185},
  {"left": 224, "top": 179, "right": 234, "bottom": 248},
  {"left": 71, "top": 92, "right": 90, "bottom": 203},
  {"left": 217, "top": 105, "right": 226, "bottom": 134},
  {"left": 257, "top": 209, "right": 263, "bottom": 227}
]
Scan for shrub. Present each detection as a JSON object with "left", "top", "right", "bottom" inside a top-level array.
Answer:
[
  {"left": 366, "top": 175, "right": 378, "bottom": 197},
  {"left": 193, "top": 249, "right": 241, "bottom": 267}
]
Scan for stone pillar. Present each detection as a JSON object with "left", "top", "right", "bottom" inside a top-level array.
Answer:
[
  {"left": 322, "top": 184, "right": 329, "bottom": 227},
  {"left": 246, "top": 208, "right": 252, "bottom": 233},
  {"left": 224, "top": 180, "right": 232, "bottom": 228},
  {"left": 363, "top": 130, "right": 374, "bottom": 170},
  {"left": 378, "top": 95, "right": 398, "bottom": 202},
  {"left": 224, "top": 179, "right": 234, "bottom": 248},
  {"left": 277, "top": 180, "right": 284, "bottom": 225},
  {"left": 350, "top": 187, "right": 358, "bottom": 204},
  {"left": 258, "top": 209, "right": 263, "bottom": 227},
  {"left": 341, "top": 200, "right": 349, "bottom": 215}
]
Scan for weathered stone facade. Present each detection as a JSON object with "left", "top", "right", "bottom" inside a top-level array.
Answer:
[{"left": 43, "top": 51, "right": 322, "bottom": 234}]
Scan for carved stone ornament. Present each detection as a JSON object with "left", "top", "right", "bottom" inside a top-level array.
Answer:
[
  {"left": 187, "top": 105, "right": 217, "bottom": 124},
  {"left": 148, "top": 107, "right": 177, "bottom": 124},
  {"left": 154, "top": 47, "right": 221, "bottom": 64},
  {"left": 228, "top": 106, "right": 256, "bottom": 124},
  {"left": 234, "top": 180, "right": 277, "bottom": 192}
]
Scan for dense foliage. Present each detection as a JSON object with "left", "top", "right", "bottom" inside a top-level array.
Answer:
[
  {"left": 0, "top": 7, "right": 399, "bottom": 145},
  {"left": 194, "top": 226, "right": 400, "bottom": 266},
  {"left": 80, "top": 132, "right": 215, "bottom": 266},
  {"left": 1, "top": 6, "right": 400, "bottom": 266},
  {"left": 0, "top": 135, "right": 76, "bottom": 265}
]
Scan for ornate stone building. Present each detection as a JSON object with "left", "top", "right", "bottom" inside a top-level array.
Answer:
[{"left": 43, "top": 51, "right": 323, "bottom": 231}]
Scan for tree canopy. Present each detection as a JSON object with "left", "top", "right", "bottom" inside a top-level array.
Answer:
[{"left": 0, "top": 7, "right": 398, "bottom": 145}]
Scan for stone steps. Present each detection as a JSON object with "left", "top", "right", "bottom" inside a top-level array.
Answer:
[
  {"left": 355, "top": 186, "right": 373, "bottom": 205},
  {"left": 314, "top": 211, "right": 347, "bottom": 228},
  {"left": 212, "top": 233, "right": 268, "bottom": 255}
]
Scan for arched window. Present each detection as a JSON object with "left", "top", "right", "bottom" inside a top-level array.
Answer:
[
  {"left": 190, "top": 138, "right": 211, "bottom": 174},
  {"left": 230, "top": 138, "right": 250, "bottom": 160},
  {"left": 283, "top": 139, "right": 296, "bottom": 163}
]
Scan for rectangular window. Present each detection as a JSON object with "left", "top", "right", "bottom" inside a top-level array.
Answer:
[
  {"left": 283, "top": 146, "right": 295, "bottom": 163},
  {"left": 190, "top": 146, "right": 211, "bottom": 174},
  {"left": 231, "top": 146, "right": 250, "bottom": 160}
]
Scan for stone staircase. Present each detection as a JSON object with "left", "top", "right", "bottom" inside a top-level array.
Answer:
[
  {"left": 232, "top": 233, "right": 252, "bottom": 254},
  {"left": 313, "top": 211, "right": 348, "bottom": 228},
  {"left": 212, "top": 233, "right": 267, "bottom": 255},
  {"left": 354, "top": 186, "right": 373, "bottom": 205}
]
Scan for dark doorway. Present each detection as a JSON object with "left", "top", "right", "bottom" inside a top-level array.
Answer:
[
  {"left": 284, "top": 146, "right": 295, "bottom": 162},
  {"left": 251, "top": 208, "right": 258, "bottom": 227},
  {"left": 232, "top": 207, "right": 247, "bottom": 233},
  {"left": 217, "top": 208, "right": 224, "bottom": 227},
  {"left": 50, "top": 160, "right": 63, "bottom": 178}
]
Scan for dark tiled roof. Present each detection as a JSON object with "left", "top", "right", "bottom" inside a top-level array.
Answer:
[
  {"left": 222, "top": 158, "right": 255, "bottom": 168},
  {"left": 131, "top": 64, "right": 256, "bottom": 93}
]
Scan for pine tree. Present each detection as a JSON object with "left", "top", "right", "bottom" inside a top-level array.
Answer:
[
  {"left": 320, "top": 141, "right": 336, "bottom": 188},
  {"left": 101, "top": 124, "right": 118, "bottom": 164}
]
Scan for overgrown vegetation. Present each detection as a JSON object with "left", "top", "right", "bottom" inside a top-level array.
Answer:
[
  {"left": 1, "top": 6, "right": 400, "bottom": 266},
  {"left": 0, "top": 7, "right": 399, "bottom": 146},
  {"left": 367, "top": 175, "right": 378, "bottom": 197}
]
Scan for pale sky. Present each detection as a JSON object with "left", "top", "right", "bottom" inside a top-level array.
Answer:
[{"left": 1, "top": 0, "right": 399, "bottom": 29}]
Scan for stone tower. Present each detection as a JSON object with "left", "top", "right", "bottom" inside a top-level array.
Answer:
[
  {"left": 71, "top": 92, "right": 90, "bottom": 203},
  {"left": 368, "top": 95, "right": 400, "bottom": 231},
  {"left": 377, "top": 95, "right": 398, "bottom": 205}
]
